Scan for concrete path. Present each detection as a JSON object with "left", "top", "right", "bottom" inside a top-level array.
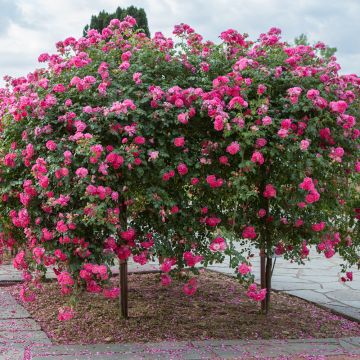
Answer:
[
  {"left": 3, "top": 337, "right": 360, "bottom": 359},
  {"left": 0, "top": 288, "right": 51, "bottom": 360}
]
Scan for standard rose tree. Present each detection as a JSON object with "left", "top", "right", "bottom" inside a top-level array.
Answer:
[
  {"left": 0, "top": 17, "right": 359, "bottom": 320},
  {"left": 191, "top": 29, "right": 360, "bottom": 311}
]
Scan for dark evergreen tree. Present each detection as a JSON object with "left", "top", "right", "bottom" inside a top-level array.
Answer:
[
  {"left": 294, "top": 33, "right": 337, "bottom": 59},
  {"left": 83, "top": 6, "right": 150, "bottom": 37}
]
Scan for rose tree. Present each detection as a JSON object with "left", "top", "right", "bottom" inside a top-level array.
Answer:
[{"left": 0, "top": 17, "right": 359, "bottom": 319}]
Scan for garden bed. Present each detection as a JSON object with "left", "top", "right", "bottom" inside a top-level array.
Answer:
[
  {"left": 0, "top": 250, "right": 13, "bottom": 265},
  {"left": 8, "top": 271, "right": 360, "bottom": 345}
]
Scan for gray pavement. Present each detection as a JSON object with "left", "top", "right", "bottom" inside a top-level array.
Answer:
[
  {"left": 2, "top": 337, "right": 360, "bottom": 359},
  {"left": 0, "top": 288, "right": 51, "bottom": 360}
]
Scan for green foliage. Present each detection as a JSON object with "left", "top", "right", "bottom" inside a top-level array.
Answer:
[
  {"left": 83, "top": 6, "right": 150, "bottom": 37},
  {"left": 294, "top": 33, "right": 337, "bottom": 59}
]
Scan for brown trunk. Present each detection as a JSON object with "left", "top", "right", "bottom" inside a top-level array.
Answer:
[
  {"left": 265, "top": 256, "right": 272, "bottom": 314},
  {"left": 118, "top": 197, "right": 128, "bottom": 318},
  {"left": 260, "top": 249, "right": 266, "bottom": 314},
  {"left": 120, "top": 259, "right": 128, "bottom": 319}
]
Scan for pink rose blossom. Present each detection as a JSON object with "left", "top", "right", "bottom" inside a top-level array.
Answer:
[
  {"left": 119, "top": 61, "right": 130, "bottom": 71},
  {"left": 247, "top": 284, "right": 266, "bottom": 302},
  {"left": 242, "top": 226, "right": 257, "bottom": 239},
  {"left": 206, "top": 175, "right": 223, "bottom": 188},
  {"left": 161, "top": 274, "right": 172, "bottom": 286},
  {"left": 251, "top": 151, "right": 264, "bottom": 165},
  {"left": 300, "top": 139, "right": 310, "bottom": 151},
  {"left": 173, "top": 137, "right": 185, "bottom": 147},
  {"left": 209, "top": 237, "right": 227, "bottom": 252},
  {"left": 312, "top": 222, "right": 326, "bottom": 232},
  {"left": 214, "top": 116, "right": 224, "bottom": 131},
  {"left": 148, "top": 151, "right": 159, "bottom": 161},
  {"left": 58, "top": 307, "right": 75, "bottom": 321},
  {"left": 263, "top": 184, "right": 277, "bottom": 198},
  {"left": 4, "top": 153, "right": 16, "bottom": 167},
  {"left": 46, "top": 141, "right": 57, "bottom": 151},
  {"left": 103, "top": 287, "right": 120, "bottom": 299},
  {"left": 256, "top": 138, "right": 267, "bottom": 148},
  {"left": 277, "top": 128, "right": 289, "bottom": 138},
  {"left": 238, "top": 263, "right": 252, "bottom": 275},
  {"left": 205, "top": 217, "right": 221, "bottom": 227},
  {"left": 132, "top": 72, "right": 142, "bottom": 84},
  {"left": 329, "top": 100, "right": 348, "bottom": 113},
  {"left": 75, "top": 167, "right": 88, "bottom": 178},
  {"left": 299, "top": 177, "right": 315, "bottom": 191},
  {"left": 183, "top": 252, "right": 203, "bottom": 267},
  {"left": 183, "top": 278, "right": 197, "bottom": 295},
  {"left": 257, "top": 84, "right": 267, "bottom": 95},
  {"left": 191, "top": 177, "right": 199, "bottom": 185},
  {"left": 226, "top": 141, "right": 240, "bottom": 155},
  {"left": 177, "top": 163, "right": 188, "bottom": 176},
  {"left": 258, "top": 209, "right": 267, "bottom": 218},
  {"left": 262, "top": 116, "right": 272, "bottom": 126}
]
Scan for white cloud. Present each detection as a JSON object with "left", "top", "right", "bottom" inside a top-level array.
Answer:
[{"left": 0, "top": 0, "right": 359, "bottom": 86}]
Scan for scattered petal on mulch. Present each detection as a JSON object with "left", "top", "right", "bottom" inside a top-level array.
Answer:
[
  {"left": 7, "top": 271, "right": 360, "bottom": 345},
  {"left": 0, "top": 250, "right": 13, "bottom": 265}
]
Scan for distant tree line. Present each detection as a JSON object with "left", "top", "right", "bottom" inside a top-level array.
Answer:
[
  {"left": 83, "top": 5, "right": 150, "bottom": 37},
  {"left": 294, "top": 33, "right": 337, "bottom": 59}
]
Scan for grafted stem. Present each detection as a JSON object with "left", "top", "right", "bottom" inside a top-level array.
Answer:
[{"left": 119, "top": 259, "right": 128, "bottom": 319}]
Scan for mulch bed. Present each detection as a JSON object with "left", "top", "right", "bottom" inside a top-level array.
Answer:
[
  {"left": 7, "top": 271, "right": 360, "bottom": 345},
  {"left": 0, "top": 250, "right": 13, "bottom": 265}
]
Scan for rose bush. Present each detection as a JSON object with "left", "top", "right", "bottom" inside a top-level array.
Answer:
[{"left": 0, "top": 16, "right": 359, "bottom": 318}]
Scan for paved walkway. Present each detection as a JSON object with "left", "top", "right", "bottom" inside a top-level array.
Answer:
[
  {"left": 13, "top": 337, "right": 360, "bottom": 359},
  {"left": 0, "top": 288, "right": 51, "bottom": 360}
]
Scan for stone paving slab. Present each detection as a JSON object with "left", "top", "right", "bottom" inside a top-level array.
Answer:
[
  {"left": 325, "top": 304, "right": 360, "bottom": 321},
  {"left": 30, "top": 343, "right": 216, "bottom": 360},
  {"left": 339, "top": 339, "right": 360, "bottom": 355},
  {"left": 0, "top": 330, "right": 51, "bottom": 345},
  {"left": 0, "top": 290, "right": 31, "bottom": 319},
  {"left": 0, "top": 318, "right": 41, "bottom": 331},
  {"left": 0, "top": 275, "right": 22, "bottom": 282},
  {"left": 28, "top": 337, "right": 360, "bottom": 359},
  {"left": 327, "top": 289, "right": 360, "bottom": 301},
  {"left": 0, "top": 344, "right": 24, "bottom": 360},
  {"left": 270, "top": 280, "right": 321, "bottom": 291},
  {"left": 286, "top": 289, "right": 334, "bottom": 304},
  {"left": 31, "top": 355, "right": 145, "bottom": 360},
  {"left": 0, "top": 288, "right": 51, "bottom": 359},
  {"left": 31, "top": 343, "right": 149, "bottom": 354}
]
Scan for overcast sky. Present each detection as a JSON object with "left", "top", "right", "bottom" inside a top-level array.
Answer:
[{"left": 1, "top": 0, "right": 359, "bottom": 87}]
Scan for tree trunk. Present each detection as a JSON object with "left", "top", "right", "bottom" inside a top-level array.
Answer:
[
  {"left": 119, "top": 259, "right": 128, "bottom": 319},
  {"left": 260, "top": 250, "right": 273, "bottom": 314},
  {"left": 260, "top": 249, "right": 266, "bottom": 314},
  {"left": 265, "top": 256, "right": 272, "bottom": 314},
  {"left": 118, "top": 196, "right": 128, "bottom": 318}
]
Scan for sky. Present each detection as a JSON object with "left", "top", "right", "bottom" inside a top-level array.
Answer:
[{"left": 0, "top": 0, "right": 359, "bottom": 86}]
